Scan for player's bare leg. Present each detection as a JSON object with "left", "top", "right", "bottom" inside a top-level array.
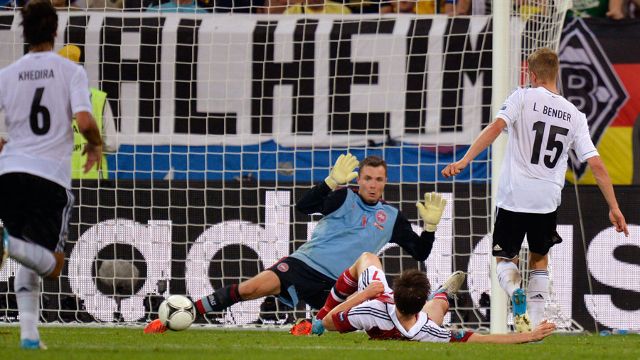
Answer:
[
  {"left": 425, "top": 271, "right": 466, "bottom": 325},
  {"left": 294, "top": 252, "right": 386, "bottom": 336},
  {"left": 316, "top": 252, "right": 381, "bottom": 320},
  {"left": 238, "top": 271, "right": 282, "bottom": 300},
  {"left": 352, "top": 252, "right": 384, "bottom": 276},
  {"left": 423, "top": 297, "right": 449, "bottom": 326}
]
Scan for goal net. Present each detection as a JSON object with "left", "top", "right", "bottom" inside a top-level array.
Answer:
[{"left": 0, "top": 1, "right": 572, "bottom": 331}]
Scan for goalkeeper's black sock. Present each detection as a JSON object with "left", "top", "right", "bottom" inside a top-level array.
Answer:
[{"left": 196, "top": 284, "right": 241, "bottom": 314}]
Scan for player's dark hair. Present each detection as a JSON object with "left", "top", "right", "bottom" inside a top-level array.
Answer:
[
  {"left": 393, "top": 269, "right": 430, "bottom": 315},
  {"left": 21, "top": 0, "right": 58, "bottom": 47},
  {"left": 359, "top": 155, "right": 387, "bottom": 176},
  {"left": 527, "top": 48, "right": 559, "bottom": 84}
]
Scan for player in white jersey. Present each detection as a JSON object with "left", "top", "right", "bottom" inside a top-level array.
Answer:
[
  {"left": 442, "top": 48, "right": 629, "bottom": 332},
  {"left": 321, "top": 252, "right": 556, "bottom": 344},
  {"left": 0, "top": 0, "right": 102, "bottom": 350}
]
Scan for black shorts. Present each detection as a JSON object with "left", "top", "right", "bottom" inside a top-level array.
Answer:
[
  {"left": 0, "top": 173, "right": 74, "bottom": 252},
  {"left": 269, "top": 257, "right": 335, "bottom": 310},
  {"left": 492, "top": 207, "right": 562, "bottom": 259}
]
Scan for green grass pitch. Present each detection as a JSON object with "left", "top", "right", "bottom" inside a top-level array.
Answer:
[{"left": 0, "top": 326, "right": 638, "bottom": 359}]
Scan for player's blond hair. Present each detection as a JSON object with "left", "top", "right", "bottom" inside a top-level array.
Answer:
[{"left": 527, "top": 48, "right": 559, "bottom": 84}]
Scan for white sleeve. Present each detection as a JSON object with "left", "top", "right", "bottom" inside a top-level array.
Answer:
[
  {"left": 572, "top": 113, "right": 599, "bottom": 162},
  {"left": 0, "top": 71, "right": 3, "bottom": 112},
  {"left": 0, "top": 112, "right": 5, "bottom": 136},
  {"left": 70, "top": 66, "right": 92, "bottom": 115},
  {"left": 345, "top": 300, "right": 385, "bottom": 331},
  {"left": 496, "top": 88, "right": 524, "bottom": 128},
  {"left": 0, "top": 71, "right": 6, "bottom": 135}
]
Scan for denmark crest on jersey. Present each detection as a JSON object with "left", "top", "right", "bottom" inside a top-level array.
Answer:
[
  {"left": 276, "top": 262, "right": 289, "bottom": 272},
  {"left": 375, "top": 210, "right": 387, "bottom": 224}
]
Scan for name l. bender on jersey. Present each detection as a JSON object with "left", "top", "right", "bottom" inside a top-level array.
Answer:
[
  {"left": 533, "top": 102, "right": 571, "bottom": 122},
  {"left": 18, "top": 69, "right": 54, "bottom": 81}
]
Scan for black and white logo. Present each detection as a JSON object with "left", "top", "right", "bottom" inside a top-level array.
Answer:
[
  {"left": 559, "top": 18, "right": 628, "bottom": 179},
  {"left": 560, "top": 18, "right": 628, "bottom": 178}
]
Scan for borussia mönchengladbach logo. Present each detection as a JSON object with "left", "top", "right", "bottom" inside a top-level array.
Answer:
[{"left": 559, "top": 18, "right": 628, "bottom": 179}]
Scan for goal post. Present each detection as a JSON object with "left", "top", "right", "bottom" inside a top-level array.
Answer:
[{"left": 489, "top": 0, "right": 509, "bottom": 335}]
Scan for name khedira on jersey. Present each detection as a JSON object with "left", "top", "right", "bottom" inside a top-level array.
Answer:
[{"left": 18, "top": 69, "right": 54, "bottom": 81}]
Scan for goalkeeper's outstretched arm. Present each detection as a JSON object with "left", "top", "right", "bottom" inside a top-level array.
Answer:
[
  {"left": 296, "top": 182, "right": 349, "bottom": 216},
  {"left": 416, "top": 192, "right": 447, "bottom": 232},
  {"left": 324, "top": 153, "right": 359, "bottom": 190},
  {"left": 296, "top": 153, "right": 358, "bottom": 215},
  {"left": 391, "top": 192, "right": 447, "bottom": 262}
]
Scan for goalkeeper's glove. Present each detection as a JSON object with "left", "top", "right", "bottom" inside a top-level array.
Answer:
[
  {"left": 416, "top": 192, "right": 447, "bottom": 232},
  {"left": 325, "top": 153, "right": 359, "bottom": 190}
]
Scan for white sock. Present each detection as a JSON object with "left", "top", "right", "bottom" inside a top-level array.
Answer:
[
  {"left": 527, "top": 269, "right": 549, "bottom": 327},
  {"left": 15, "top": 266, "right": 41, "bottom": 342},
  {"left": 6, "top": 234, "right": 56, "bottom": 276},
  {"left": 496, "top": 260, "right": 521, "bottom": 298}
]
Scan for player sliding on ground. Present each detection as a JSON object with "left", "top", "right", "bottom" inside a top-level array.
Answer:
[
  {"left": 316, "top": 252, "right": 556, "bottom": 344},
  {"left": 145, "top": 153, "right": 447, "bottom": 333},
  {"left": 442, "top": 48, "right": 628, "bottom": 333}
]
